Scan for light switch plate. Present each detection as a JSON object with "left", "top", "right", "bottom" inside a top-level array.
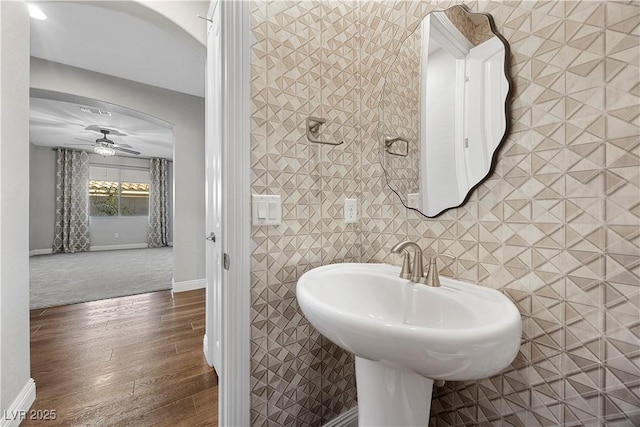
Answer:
[
  {"left": 344, "top": 198, "right": 358, "bottom": 223},
  {"left": 252, "top": 194, "right": 282, "bottom": 226}
]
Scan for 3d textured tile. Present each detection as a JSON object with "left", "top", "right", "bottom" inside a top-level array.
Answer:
[{"left": 250, "top": 0, "right": 639, "bottom": 426}]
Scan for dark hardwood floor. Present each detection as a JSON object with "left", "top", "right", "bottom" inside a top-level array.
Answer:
[{"left": 25, "top": 289, "right": 218, "bottom": 426}]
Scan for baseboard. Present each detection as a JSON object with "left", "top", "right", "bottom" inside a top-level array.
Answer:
[
  {"left": 1, "top": 378, "right": 36, "bottom": 427},
  {"left": 323, "top": 406, "right": 358, "bottom": 427},
  {"left": 31, "top": 244, "right": 151, "bottom": 255},
  {"left": 29, "top": 249, "right": 52, "bottom": 257},
  {"left": 89, "top": 243, "right": 148, "bottom": 252},
  {"left": 203, "top": 334, "right": 213, "bottom": 367},
  {"left": 172, "top": 278, "right": 206, "bottom": 293}
]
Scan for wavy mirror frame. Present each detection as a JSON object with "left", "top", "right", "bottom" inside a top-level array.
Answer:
[{"left": 379, "top": 4, "right": 513, "bottom": 218}]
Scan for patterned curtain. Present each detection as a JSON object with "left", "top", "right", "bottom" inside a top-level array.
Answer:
[
  {"left": 148, "top": 158, "right": 169, "bottom": 247},
  {"left": 52, "top": 149, "right": 91, "bottom": 253}
]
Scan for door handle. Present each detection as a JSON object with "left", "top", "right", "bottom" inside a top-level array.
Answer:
[{"left": 206, "top": 232, "right": 216, "bottom": 242}]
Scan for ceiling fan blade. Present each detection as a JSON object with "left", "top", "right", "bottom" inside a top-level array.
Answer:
[
  {"left": 64, "top": 143, "right": 93, "bottom": 146},
  {"left": 113, "top": 143, "right": 133, "bottom": 149},
  {"left": 115, "top": 147, "right": 141, "bottom": 155}
]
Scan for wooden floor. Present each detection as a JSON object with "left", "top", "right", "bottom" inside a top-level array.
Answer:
[{"left": 25, "top": 289, "right": 218, "bottom": 427}]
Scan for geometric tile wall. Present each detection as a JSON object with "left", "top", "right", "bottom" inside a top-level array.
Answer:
[
  {"left": 250, "top": 1, "right": 640, "bottom": 426},
  {"left": 250, "top": 1, "right": 360, "bottom": 424}
]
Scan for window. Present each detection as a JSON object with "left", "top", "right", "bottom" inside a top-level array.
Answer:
[{"left": 89, "top": 166, "right": 151, "bottom": 217}]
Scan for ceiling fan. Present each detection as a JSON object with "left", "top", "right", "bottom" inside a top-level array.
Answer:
[{"left": 67, "top": 129, "right": 141, "bottom": 156}]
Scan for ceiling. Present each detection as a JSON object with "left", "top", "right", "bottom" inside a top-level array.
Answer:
[
  {"left": 30, "top": 95, "right": 174, "bottom": 159},
  {"left": 29, "top": 1, "right": 207, "bottom": 160},
  {"left": 30, "top": 2, "right": 205, "bottom": 97}
]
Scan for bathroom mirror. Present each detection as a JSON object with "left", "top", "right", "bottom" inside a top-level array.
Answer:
[{"left": 380, "top": 5, "right": 510, "bottom": 217}]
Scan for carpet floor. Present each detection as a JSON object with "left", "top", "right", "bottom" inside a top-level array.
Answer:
[{"left": 29, "top": 247, "right": 173, "bottom": 309}]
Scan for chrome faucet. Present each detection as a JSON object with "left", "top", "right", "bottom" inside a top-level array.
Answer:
[
  {"left": 390, "top": 241, "right": 426, "bottom": 284},
  {"left": 391, "top": 241, "right": 455, "bottom": 287}
]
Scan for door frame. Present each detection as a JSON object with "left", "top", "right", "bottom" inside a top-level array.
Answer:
[
  {"left": 211, "top": 0, "right": 251, "bottom": 425},
  {"left": 204, "top": 0, "right": 222, "bottom": 372}
]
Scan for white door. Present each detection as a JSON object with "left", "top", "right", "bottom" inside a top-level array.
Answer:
[{"left": 204, "top": 0, "right": 222, "bottom": 373}]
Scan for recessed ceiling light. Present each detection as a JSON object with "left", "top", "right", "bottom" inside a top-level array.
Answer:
[{"left": 28, "top": 4, "right": 47, "bottom": 20}]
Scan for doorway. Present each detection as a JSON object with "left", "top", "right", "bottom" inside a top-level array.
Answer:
[
  {"left": 26, "top": 1, "right": 214, "bottom": 424},
  {"left": 27, "top": 1, "right": 201, "bottom": 306},
  {"left": 1, "top": 0, "right": 252, "bottom": 424},
  {"left": 29, "top": 90, "right": 176, "bottom": 308}
]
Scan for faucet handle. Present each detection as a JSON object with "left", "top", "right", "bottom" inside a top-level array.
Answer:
[
  {"left": 436, "top": 253, "right": 455, "bottom": 262},
  {"left": 424, "top": 254, "right": 456, "bottom": 287}
]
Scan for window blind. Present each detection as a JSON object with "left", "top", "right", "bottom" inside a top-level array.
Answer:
[
  {"left": 120, "top": 168, "right": 151, "bottom": 183},
  {"left": 90, "top": 166, "right": 119, "bottom": 181},
  {"left": 89, "top": 166, "right": 150, "bottom": 183}
]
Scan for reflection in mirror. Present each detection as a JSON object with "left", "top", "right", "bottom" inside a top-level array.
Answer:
[{"left": 380, "top": 5, "right": 510, "bottom": 217}]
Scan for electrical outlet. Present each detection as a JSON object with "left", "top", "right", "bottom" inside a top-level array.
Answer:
[
  {"left": 344, "top": 198, "right": 358, "bottom": 223},
  {"left": 114, "top": 233, "right": 119, "bottom": 239}
]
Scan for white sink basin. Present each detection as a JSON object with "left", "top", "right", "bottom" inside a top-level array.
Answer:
[
  {"left": 297, "top": 263, "right": 521, "bottom": 380},
  {"left": 296, "top": 263, "right": 522, "bottom": 426}
]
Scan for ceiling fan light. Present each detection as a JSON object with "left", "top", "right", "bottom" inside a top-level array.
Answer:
[{"left": 94, "top": 146, "right": 116, "bottom": 157}]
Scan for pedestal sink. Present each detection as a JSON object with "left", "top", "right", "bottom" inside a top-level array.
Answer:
[{"left": 296, "top": 263, "right": 522, "bottom": 426}]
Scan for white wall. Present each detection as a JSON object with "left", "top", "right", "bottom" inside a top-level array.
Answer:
[
  {"left": 138, "top": 1, "right": 207, "bottom": 46},
  {"left": 89, "top": 217, "right": 149, "bottom": 248},
  {"left": 88, "top": 1, "right": 208, "bottom": 49},
  {"left": 29, "top": 144, "right": 55, "bottom": 253},
  {"left": 31, "top": 58, "right": 204, "bottom": 282},
  {"left": 1, "top": 0, "right": 33, "bottom": 415}
]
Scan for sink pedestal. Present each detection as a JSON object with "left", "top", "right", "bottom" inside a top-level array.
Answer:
[
  {"left": 355, "top": 357, "right": 434, "bottom": 426},
  {"left": 297, "top": 264, "right": 522, "bottom": 425}
]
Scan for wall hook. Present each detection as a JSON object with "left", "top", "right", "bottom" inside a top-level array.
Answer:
[{"left": 306, "top": 117, "right": 344, "bottom": 146}]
